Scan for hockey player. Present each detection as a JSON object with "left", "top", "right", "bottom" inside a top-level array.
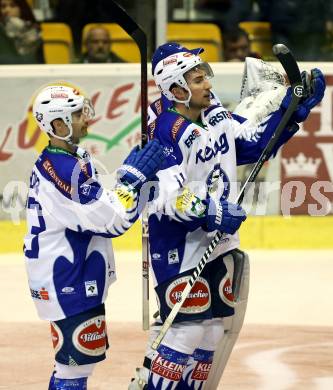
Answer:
[
  {"left": 23, "top": 83, "right": 165, "bottom": 390},
  {"left": 129, "top": 43, "right": 325, "bottom": 389}
]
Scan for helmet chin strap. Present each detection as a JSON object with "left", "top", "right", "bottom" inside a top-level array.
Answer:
[
  {"left": 49, "top": 122, "right": 76, "bottom": 145},
  {"left": 171, "top": 85, "right": 192, "bottom": 108}
]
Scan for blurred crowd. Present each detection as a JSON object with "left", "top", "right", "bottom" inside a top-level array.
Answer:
[{"left": 0, "top": 0, "right": 332, "bottom": 64}]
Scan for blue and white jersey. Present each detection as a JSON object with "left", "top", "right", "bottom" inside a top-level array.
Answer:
[
  {"left": 24, "top": 145, "right": 139, "bottom": 321},
  {"left": 148, "top": 103, "right": 297, "bottom": 286}
]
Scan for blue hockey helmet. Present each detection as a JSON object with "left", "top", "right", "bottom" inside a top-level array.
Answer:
[{"left": 152, "top": 42, "right": 204, "bottom": 75}]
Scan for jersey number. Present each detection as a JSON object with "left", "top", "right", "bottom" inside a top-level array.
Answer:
[{"left": 24, "top": 197, "right": 46, "bottom": 259}]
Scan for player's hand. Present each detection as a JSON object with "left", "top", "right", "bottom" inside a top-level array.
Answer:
[
  {"left": 205, "top": 198, "right": 247, "bottom": 235},
  {"left": 117, "top": 139, "right": 165, "bottom": 188},
  {"left": 281, "top": 68, "right": 326, "bottom": 123}
]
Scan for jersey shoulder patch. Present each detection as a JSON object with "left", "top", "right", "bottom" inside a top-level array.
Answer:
[
  {"left": 148, "top": 119, "right": 156, "bottom": 140},
  {"left": 155, "top": 111, "right": 190, "bottom": 145},
  {"left": 36, "top": 149, "right": 89, "bottom": 198}
]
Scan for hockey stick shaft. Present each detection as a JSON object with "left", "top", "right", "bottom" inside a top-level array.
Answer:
[
  {"left": 151, "top": 44, "right": 303, "bottom": 350},
  {"left": 109, "top": 1, "right": 150, "bottom": 330}
]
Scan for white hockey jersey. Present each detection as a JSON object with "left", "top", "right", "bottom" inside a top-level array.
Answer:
[
  {"left": 148, "top": 103, "right": 298, "bottom": 286},
  {"left": 24, "top": 145, "right": 139, "bottom": 321}
]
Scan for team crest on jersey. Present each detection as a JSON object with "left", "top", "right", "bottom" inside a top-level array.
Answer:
[
  {"left": 72, "top": 316, "right": 107, "bottom": 356},
  {"left": 206, "top": 164, "right": 230, "bottom": 200},
  {"left": 50, "top": 322, "right": 64, "bottom": 354},
  {"left": 166, "top": 276, "right": 211, "bottom": 313},
  {"left": 219, "top": 273, "right": 235, "bottom": 307}
]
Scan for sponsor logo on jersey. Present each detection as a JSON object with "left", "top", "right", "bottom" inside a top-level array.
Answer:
[
  {"left": 163, "top": 146, "right": 175, "bottom": 159},
  {"left": 50, "top": 321, "right": 63, "bottom": 354},
  {"left": 30, "top": 287, "right": 49, "bottom": 300},
  {"left": 151, "top": 355, "right": 186, "bottom": 381},
  {"left": 85, "top": 280, "right": 98, "bottom": 297},
  {"left": 114, "top": 186, "right": 135, "bottom": 209},
  {"left": 219, "top": 273, "right": 235, "bottom": 307},
  {"left": 61, "top": 286, "right": 75, "bottom": 294},
  {"left": 72, "top": 316, "right": 107, "bottom": 356},
  {"left": 166, "top": 276, "right": 211, "bottom": 313},
  {"left": 148, "top": 120, "right": 156, "bottom": 139},
  {"left": 208, "top": 110, "right": 232, "bottom": 126},
  {"left": 184, "top": 128, "right": 201, "bottom": 148},
  {"left": 168, "top": 248, "right": 179, "bottom": 264},
  {"left": 195, "top": 133, "right": 229, "bottom": 163},
  {"left": 171, "top": 117, "right": 186, "bottom": 140},
  {"left": 152, "top": 253, "right": 161, "bottom": 260},
  {"left": 42, "top": 159, "right": 73, "bottom": 194},
  {"left": 154, "top": 98, "right": 163, "bottom": 115},
  {"left": 176, "top": 187, "right": 206, "bottom": 217},
  {"left": 191, "top": 361, "right": 212, "bottom": 380},
  {"left": 206, "top": 164, "right": 230, "bottom": 200}
]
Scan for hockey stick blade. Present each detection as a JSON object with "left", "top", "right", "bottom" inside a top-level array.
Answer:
[{"left": 151, "top": 44, "right": 303, "bottom": 350}]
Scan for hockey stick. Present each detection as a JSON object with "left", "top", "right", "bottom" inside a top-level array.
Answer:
[
  {"left": 109, "top": 1, "right": 150, "bottom": 330},
  {"left": 151, "top": 43, "right": 303, "bottom": 350}
]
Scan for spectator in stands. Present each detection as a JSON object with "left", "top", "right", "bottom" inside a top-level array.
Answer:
[
  {"left": 81, "top": 26, "right": 125, "bottom": 63},
  {"left": 0, "top": 0, "right": 44, "bottom": 63},
  {"left": 223, "top": 26, "right": 260, "bottom": 61},
  {"left": 257, "top": 0, "right": 333, "bottom": 61}
]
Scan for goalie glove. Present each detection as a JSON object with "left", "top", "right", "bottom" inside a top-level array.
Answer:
[
  {"left": 117, "top": 139, "right": 165, "bottom": 189},
  {"left": 281, "top": 68, "right": 326, "bottom": 123},
  {"left": 234, "top": 57, "right": 287, "bottom": 126}
]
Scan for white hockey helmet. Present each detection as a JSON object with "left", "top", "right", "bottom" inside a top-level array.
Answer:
[
  {"left": 153, "top": 51, "right": 214, "bottom": 105},
  {"left": 33, "top": 84, "right": 95, "bottom": 141}
]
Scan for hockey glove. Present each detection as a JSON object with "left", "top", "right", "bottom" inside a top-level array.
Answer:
[
  {"left": 205, "top": 198, "right": 247, "bottom": 235},
  {"left": 281, "top": 68, "right": 326, "bottom": 123},
  {"left": 117, "top": 139, "right": 165, "bottom": 188}
]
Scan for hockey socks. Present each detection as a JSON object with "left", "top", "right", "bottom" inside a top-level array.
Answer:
[
  {"left": 177, "top": 349, "right": 213, "bottom": 390},
  {"left": 148, "top": 345, "right": 190, "bottom": 389},
  {"left": 48, "top": 372, "right": 87, "bottom": 390}
]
